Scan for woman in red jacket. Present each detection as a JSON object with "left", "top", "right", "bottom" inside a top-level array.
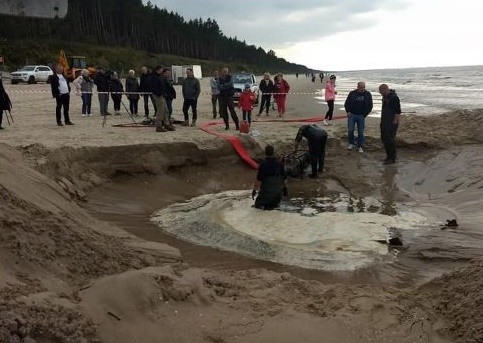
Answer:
[{"left": 273, "top": 73, "right": 290, "bottom": 117}]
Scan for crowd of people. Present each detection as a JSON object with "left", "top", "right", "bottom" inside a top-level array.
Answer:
[{"left": 48, "top": 65, "right": 295, "bottom": 132}]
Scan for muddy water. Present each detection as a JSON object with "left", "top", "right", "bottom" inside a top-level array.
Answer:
[{"left": 85, "top": 146, "right": 483, "bottom": 287}]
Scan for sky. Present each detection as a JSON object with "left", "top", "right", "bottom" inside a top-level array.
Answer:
[{"left": 147, "top": 0, "right": 483, "bottom": 71}]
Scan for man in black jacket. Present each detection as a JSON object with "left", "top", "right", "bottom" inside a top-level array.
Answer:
[
  {"left": 50, "top": 64, "right": 73, "bottom": 126},
  {"left": 252, "top": 145, "right": 288, "bottom": 210},
  {"left": 379, "top": 84, "right": 401, "bottom": 164},
  {"left": 218, "top": 67, "right": 240, "bottom": 130},
  {"left": 152, "top": 66, "right": 175, "bottom": 132},
  {"left": 93, "top": 69, "right": 111, "bottom": 116},
  {"left": 294, "top": 124, "right": 328, "bottom": 178},
  {"left": 344, "top": 81, "right": 373, "bottom": 153},
  {"left": 258, "top": 72, "right": 274, "bottom": 116}
]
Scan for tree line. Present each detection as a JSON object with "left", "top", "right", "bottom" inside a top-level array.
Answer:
[{"left": 0, "top": 0, "right": 309, "bottom": 73}]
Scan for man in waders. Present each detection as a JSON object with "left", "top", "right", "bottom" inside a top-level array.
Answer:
[
  {"left": 379, "top": 84, "right": 401, "bottom": 164},
  {"left": 252, "top": 145, "right": 288, "bottom": 210},
  {"left": 294, "top": 124, "right": 328, "bottom": 178}
]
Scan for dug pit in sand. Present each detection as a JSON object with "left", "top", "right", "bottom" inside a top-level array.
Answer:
[{"left": 151, "top": 190, "right": 443, "bottom": 271}]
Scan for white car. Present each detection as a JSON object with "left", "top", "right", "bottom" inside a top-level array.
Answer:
[
  {"left": 233, "top": 72, "right": 259, "bottom": 104},
  {"left": 10, "top": 65, "right": 53, "bottom": 84}
]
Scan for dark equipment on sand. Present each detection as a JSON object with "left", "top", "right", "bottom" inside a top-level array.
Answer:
[{"left": 282, "top": 151, "right": 311, "bottom": 178}]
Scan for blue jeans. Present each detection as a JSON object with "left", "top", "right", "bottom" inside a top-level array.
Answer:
[
  {"left": 81, "top": 93, "right": 92, "bottom": 114},
  {"left": 347, "top": 114, "right": 365, "bottom": 147}
]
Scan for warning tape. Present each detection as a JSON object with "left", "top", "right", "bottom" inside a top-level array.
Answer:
[{"left": 6, "top": 89, "right": 327, "bottom": 96}]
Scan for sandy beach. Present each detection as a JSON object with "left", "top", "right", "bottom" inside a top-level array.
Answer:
[{"left": 1, "top": 74, "right": 482, "bottom": 342}]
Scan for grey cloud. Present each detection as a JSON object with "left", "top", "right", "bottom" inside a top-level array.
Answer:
[{"left": 148, "top": 0, "right": 410, "bottom": 48}]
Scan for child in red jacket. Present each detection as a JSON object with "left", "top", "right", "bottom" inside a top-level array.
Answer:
[{"left": 239, "top": 84, "right": 255, "bottom": 125}]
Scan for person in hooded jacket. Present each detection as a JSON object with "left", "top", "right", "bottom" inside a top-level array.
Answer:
[
  {"left": 0, "top": 76, "right": 12, "bottom": 130},
  {"left": 273, "top": 73, "right": 290, "bottom": 117},
  {"left": 252, "top": 145, "right": 288, "bottom": 210},
  {"left": 379, "top": 84, "right": 401, "bottom": 164},
  {"left": 125, "top": 70, "right": 140, "bottom": 116}
]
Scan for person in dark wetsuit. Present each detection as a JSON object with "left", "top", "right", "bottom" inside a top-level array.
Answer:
[
  {"left": 252, "top": 145, "right": 288, "bottom": 210},
  {"left": 294, "top": 124, "right": 328, "bottom": 178}
]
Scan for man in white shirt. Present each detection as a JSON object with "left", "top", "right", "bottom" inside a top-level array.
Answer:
[{"left": 50, "top": 64, "right": 73, "bottom": 126}]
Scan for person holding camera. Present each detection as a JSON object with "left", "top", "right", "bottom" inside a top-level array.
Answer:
[
  {"left": 252, "top": 145, "right": 288, "bottom": 210},
  {"left": 73, "top": 69, "right": 94, "bottom": 117}
]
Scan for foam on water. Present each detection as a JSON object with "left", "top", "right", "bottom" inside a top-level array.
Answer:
[{"left": 151, "top": 191, "right": 434, "bottom": 271}]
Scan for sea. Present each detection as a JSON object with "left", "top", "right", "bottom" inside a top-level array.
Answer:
[{"left": 321, "top": 65, "right": 483, "bottom": 116}]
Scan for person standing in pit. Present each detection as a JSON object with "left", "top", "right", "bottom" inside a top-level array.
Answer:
[
  {"left": 294, "top": 124, "right": 328, "bottom": 178},
  {"left": 344, "top": 81, "right": 373, "bottom": 153},
  {"left": 324, "top": 75, "right": 337, "bottom": 125},
  {"left": 379, "top": 83, "right": 401, "bottom": 164},
  {"left": 252, "top": 145, "right": 288, "bottom": 210}
]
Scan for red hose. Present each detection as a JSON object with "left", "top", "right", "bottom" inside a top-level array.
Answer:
[{"left": 200, "top": 115, "right": 347, "bottom": 170}]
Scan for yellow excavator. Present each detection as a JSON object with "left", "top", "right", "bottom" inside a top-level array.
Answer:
[{"left": 57, "top": 50, "right": 96, "bottom": 80}]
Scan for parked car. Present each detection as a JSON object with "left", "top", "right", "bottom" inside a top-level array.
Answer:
[
  {"left": 233, "top": 72, "right": 259, "bottom": 104},
  {"left": 10, "top": 65, "right": 53, "bottom": 84}
]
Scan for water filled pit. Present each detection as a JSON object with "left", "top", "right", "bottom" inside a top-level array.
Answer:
[{"left": 86, "top": 145, "right": 483, "bottom": 286}]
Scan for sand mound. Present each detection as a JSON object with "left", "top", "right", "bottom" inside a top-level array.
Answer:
[
  {"left": 398, "top": 109, "right": 483, "bottom": 148},
  {"left": 0, "top": 144, "right": 180, "bottom": 342},
  {"left": 426, "top": 260, "right": 483, "bottom": 342},
  {"left": 0, "top": 144, "right": 173, "bottom": 284}
]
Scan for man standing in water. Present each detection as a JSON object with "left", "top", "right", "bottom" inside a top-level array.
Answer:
[
  {"left": 252, "top": 145, "right": 288, "bottom": 210},
  {"left": 344, "top": 81, "right": 373, "bottom": 153},
  {"left": 294, "top": 124, "right": 328, "bottom": 178},
  {"left": 379, "top": 84, "right": 401, "bottom": 164}
]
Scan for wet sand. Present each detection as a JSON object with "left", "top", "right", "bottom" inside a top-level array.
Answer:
[{"left": 1, "top": 75, "right": 482, "bottom": 342}]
